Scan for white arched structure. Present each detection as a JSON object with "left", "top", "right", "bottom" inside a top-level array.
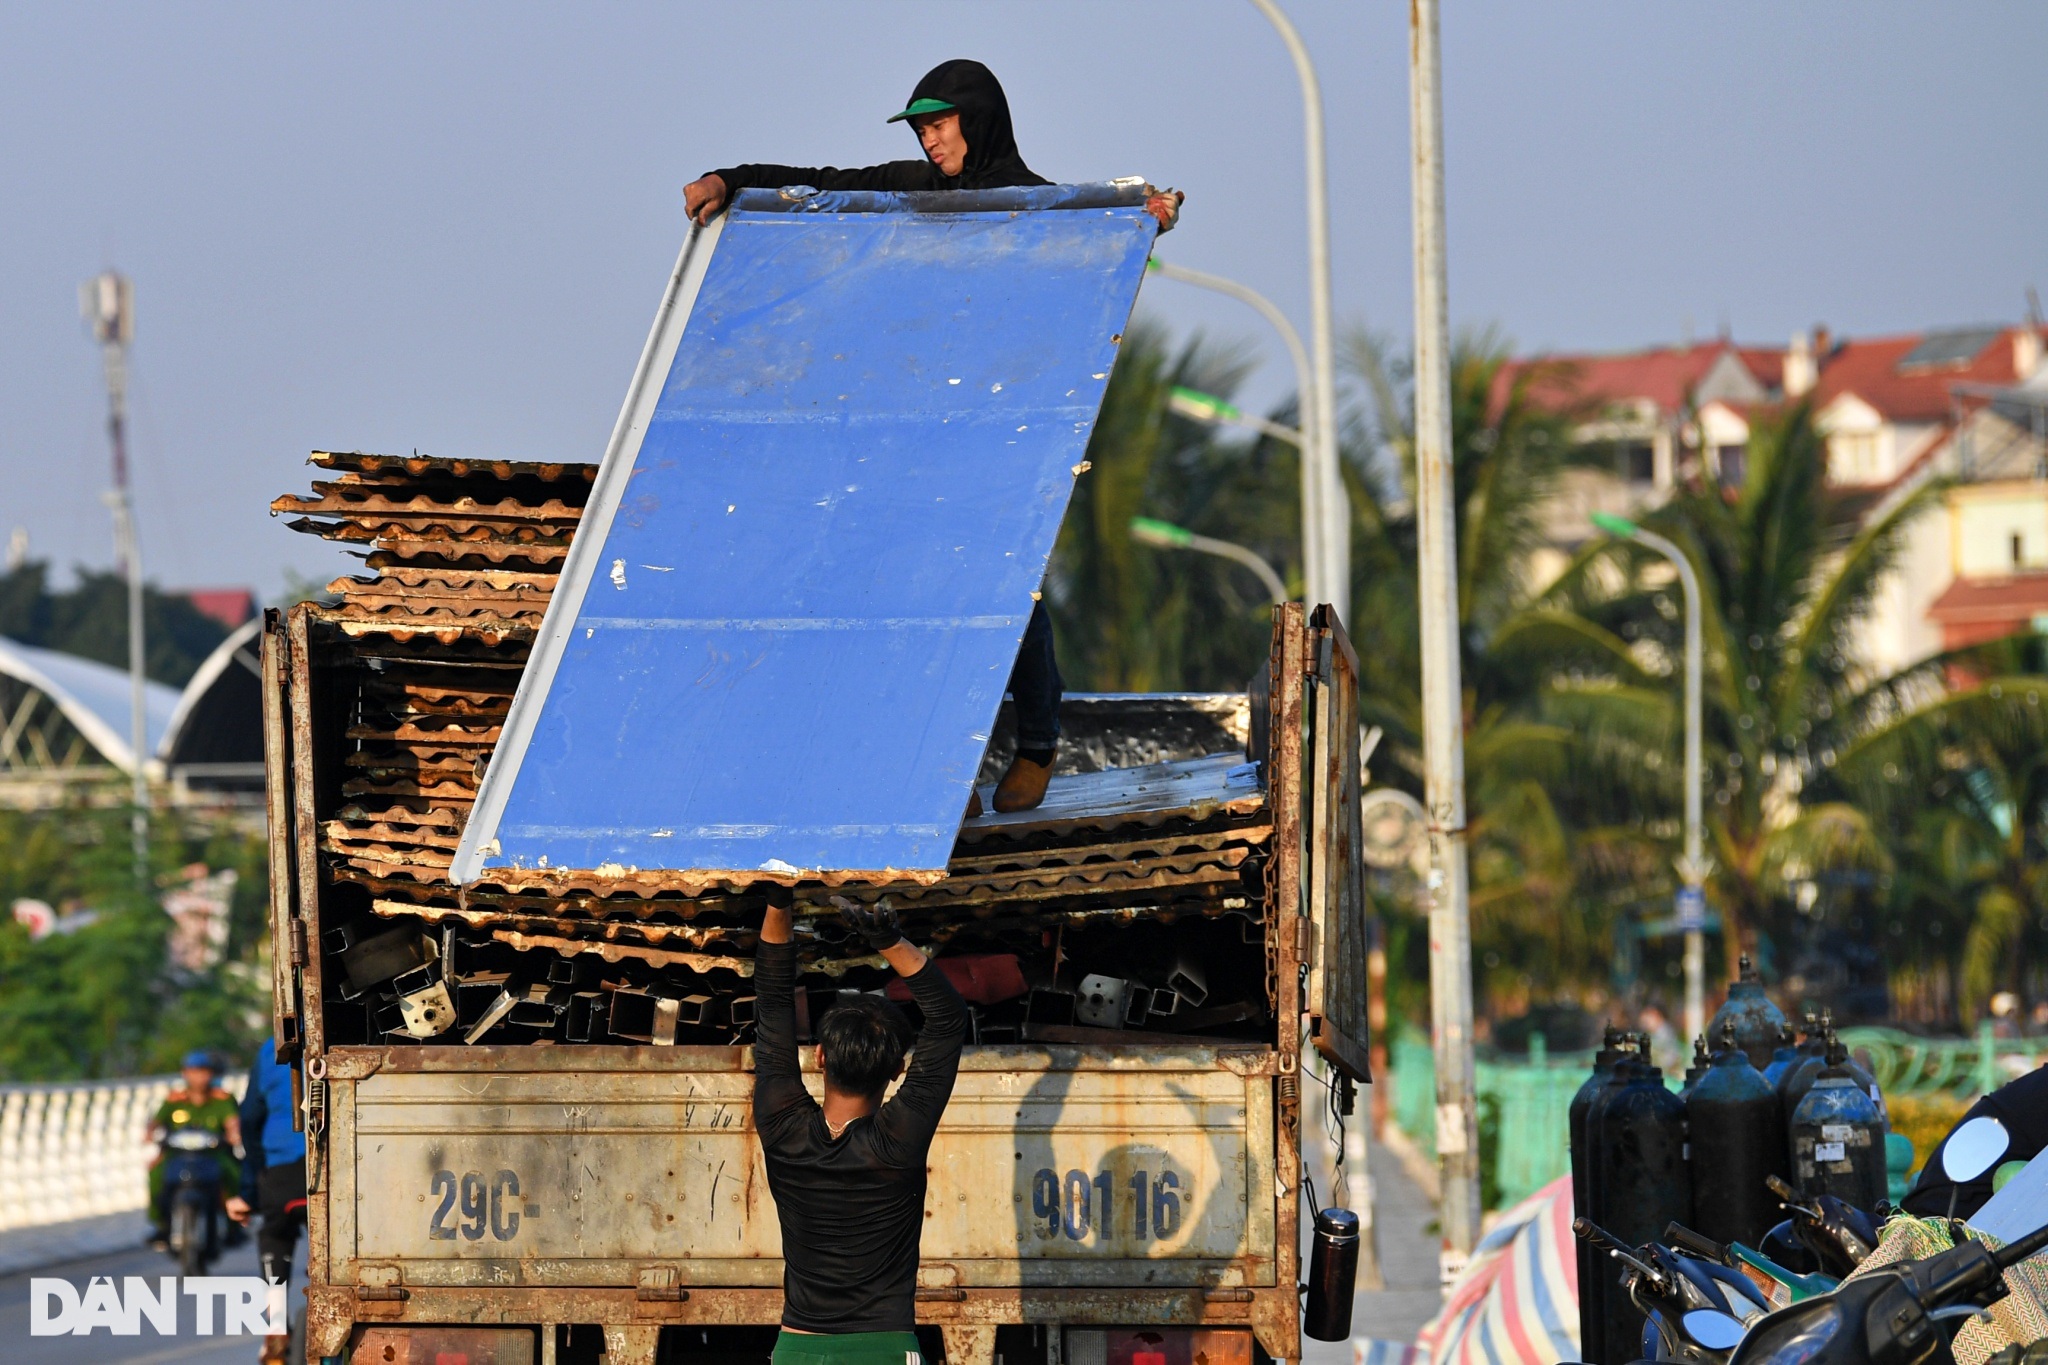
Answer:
[
  {"left": 0, "top": 636, "right": 180, "bottom": 780},
  {"left": 157, "top": 617, "right": 265, "bottom": 795}
]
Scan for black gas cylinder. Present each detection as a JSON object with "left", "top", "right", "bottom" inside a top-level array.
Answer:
[
  {"left": 1779, "top": 1013, "right": 1884, "bottom": 1124},
  {"left": 1706, "top": 953, "right": 1788, "bottom": 1068},
  {"left": 1574, "top": 1032, "right": 1639, "bottom": 1365},
  {"left": 1686, "top": 1022, "right": 1788, "bottom": 1248},
  {"left": 1596, "top": 1054, "right": 1692, "bottom": 1365},
  {"left": 1680, "top": 1034, "right": 1712, "bottom": 1098},
  {"left": 1789, "top": 1037, "right": 1888, "bottom": 1214},
  {"left": 1761, "top": 1023, "right": 1802, "bottom": 1090}
]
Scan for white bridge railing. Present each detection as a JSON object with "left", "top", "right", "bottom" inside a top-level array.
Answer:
[{"left": 0, "top": 1074, "right": 245, "bottom": 1233}]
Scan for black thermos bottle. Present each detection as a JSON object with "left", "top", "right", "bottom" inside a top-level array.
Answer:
[{"left": 1305, "top": 1206, "right": 1361, "bottom": 1341}]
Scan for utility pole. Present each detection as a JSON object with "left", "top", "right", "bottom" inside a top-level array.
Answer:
[
  {"left": 1408, "top": 0, "right": 1481, "bottom": 1278},
  {"left": 83, "top": 271, "right": 148, "bottom": 883},
  {"left": 1248, "top": 0, "right": 1348, "bottom": 624}
]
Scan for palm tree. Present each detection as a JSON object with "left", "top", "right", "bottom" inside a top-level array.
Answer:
[
  {"left": 1045, "top": 322, "right": 1301, "bottom": 692},
  {"left": 1524, "top": 401, "right": 1942, "bottom": 983},
  {"left": 1343, "top": 330, "right": 1667, "bottom": 1001},
  {"left": 1821, "top": 636, "right": 2048, "bottom": 1021}
]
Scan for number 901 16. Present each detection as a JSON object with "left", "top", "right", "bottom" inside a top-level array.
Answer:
[{"left": 1030, "top": 1167, "right": 1180, "bottom": 1242}]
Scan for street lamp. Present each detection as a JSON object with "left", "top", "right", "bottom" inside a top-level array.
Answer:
[
  {"left": 1146, "top": 258, "right": 1336, "bottom": 614},
  {"left": 1592, "top": 511, "right": 1709, "bottom": 1046},
  {"left": 1167, "top": 385, "right": 1303, "bottom": 450},
  {"left": 1129, "top": 516, "right": 1289, "bottom": 607},
  {"left": 1246, "top": 0, "right": 1346, "bottom": 626},
  {"left": 81, "top": 271, "right": 148, "bottom": 882}
]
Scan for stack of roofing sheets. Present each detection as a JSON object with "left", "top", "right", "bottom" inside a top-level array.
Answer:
[{"left": 283, "top": 453, "right": 1273, "bottom": 1047}]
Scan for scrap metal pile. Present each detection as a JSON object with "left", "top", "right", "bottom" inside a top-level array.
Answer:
[{"left": 278, "top": 452, "right": 1278, "bottom": 1050}]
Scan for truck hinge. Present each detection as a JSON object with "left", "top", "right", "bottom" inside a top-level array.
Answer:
[
  {"left": 636, "top": 1267, "right": 689, "bottom": 1303},
  {"left": 289, "top": 918, "right": 307, "bottom": 966},
  {"left": 1295, "top": 917, "right": 1313, "bottom": 959}
]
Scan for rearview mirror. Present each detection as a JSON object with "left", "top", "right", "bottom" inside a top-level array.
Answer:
[
  {"left": 1943, "top": 1116, "right": 2011, "bottom": 1183},
  {"left": 1683, "top": 1310, "right": 1748, "bottom": 1351}
]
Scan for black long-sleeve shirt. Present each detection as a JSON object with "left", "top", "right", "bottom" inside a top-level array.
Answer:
[{"left": 752, "top": 938, "right": 968, "bottom": 1333}]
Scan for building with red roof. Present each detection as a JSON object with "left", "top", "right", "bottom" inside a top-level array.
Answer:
[{"left": 1503, "top": 321, "right": 2048, "bottom": 668}]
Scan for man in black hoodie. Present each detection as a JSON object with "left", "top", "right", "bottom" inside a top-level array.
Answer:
[{"left": 684, "top": 59, "right": 1179, "bottom": 816}]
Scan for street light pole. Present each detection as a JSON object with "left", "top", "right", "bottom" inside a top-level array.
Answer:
[
  {"left": 1129, "top": 516, "right": 1289, "bottom": 606},
  {"left": 82, "top": 271, "right": 148, "bottom": 884},
  {"left": 1593, "top": 512, "right": 1708, "bottom": 1043},
  {"left": 1167, "top": 386, "right": 1304, "bottom": 451},
  {"left": 1408, "top": 0, "right": 1481, "bottom": 1278},
  {"left": 1147, "top": 259, "right": 1323, "bottom": 609},
  {"left": 1246, "top": 0, "right": 1347, "bottom": 625}
]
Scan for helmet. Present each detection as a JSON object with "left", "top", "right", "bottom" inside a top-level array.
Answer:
[{"left": 181, "top": 1049, "right": 217, "bottom": 1072}]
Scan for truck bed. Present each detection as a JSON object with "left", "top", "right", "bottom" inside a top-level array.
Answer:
[{"left": 265, "top": 450, "right": 1372, "bottom": 1365}]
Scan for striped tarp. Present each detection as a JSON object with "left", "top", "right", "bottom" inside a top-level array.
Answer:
[{"left": 1411, "top": 1174, "right": 1581, "bottom": 1365}]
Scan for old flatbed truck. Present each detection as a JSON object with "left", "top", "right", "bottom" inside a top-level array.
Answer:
[{"left": 261, "top": 183, "right": 1371, "bottom": 1365}]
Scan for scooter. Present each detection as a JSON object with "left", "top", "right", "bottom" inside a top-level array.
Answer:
[
  {"left": 1761, "top": 1174, "right": 1880, "bottom": 1278},
  {"left": 1727, "top": 1125, "right": 2038, "bottom": 1365},
  {"left": 1664, "top": 1221, "right": 1841, "bottom": 1306},
  {"left": 1575, "top": 1217, "right": 1774, "bottom": 1364},
  {"left": 159, "top": 1127, "right": 227, "bottom": 1277},
  {"left": 1726, "top": 1216, "right": 2048, "bottom": 1365}
]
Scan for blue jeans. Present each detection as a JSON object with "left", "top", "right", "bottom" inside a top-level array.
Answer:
[{"left": 1010, "top": 601, "right": 1063, "bottom": 751}]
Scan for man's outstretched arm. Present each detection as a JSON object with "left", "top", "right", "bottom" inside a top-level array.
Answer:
[
  {"left": 753, "top": 892, "right": 809, "bottom": 1130},
  {"left": 841, "top": 904, "right": 968, "bottom": 1148},
  {"left": 685, "top": 160, "right": 936, "bottom": 224}
]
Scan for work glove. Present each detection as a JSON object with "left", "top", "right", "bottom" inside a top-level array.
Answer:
[{"left": 837, "top": 900, "right": 903, "bottom": 954}]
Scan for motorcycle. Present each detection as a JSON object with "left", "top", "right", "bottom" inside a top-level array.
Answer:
[
  {"left": 1761, "top": 1174, "right": 1881, "bottom": 1279},
  {"left": 1664, "top": 1221, "right": 1842, "bottom": 1306},
  {"left": 1726, "top": 1216, "right": 2048, "bottom": 1365},
  {"left": 1717, "top": 1122, "right": 2036, "bottom": 1365},
  {"left": 159, "top": 1127, "right": 227, "bottom": 1277},
  {"left": 1575, "top": 1217, "right": 1774, "bottom": 1363}
]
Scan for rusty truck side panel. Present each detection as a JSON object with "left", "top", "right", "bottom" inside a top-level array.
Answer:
[{"left": 319, "top": 1047, "right": 1275, "bottom": 1288}]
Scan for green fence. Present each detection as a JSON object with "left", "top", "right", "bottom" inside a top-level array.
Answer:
[
  {"left": 1840, "top": 1023, "right": 2048, "bottom": 1100},
  {"left": 1390, "top": 1030, "right": 1589, "bottom": 1208}
]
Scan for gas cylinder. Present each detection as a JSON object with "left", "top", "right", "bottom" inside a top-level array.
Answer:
[
  {"left": 1596, "top": 1052, "right": 1692, "bottom": 1365},
  {"left": 1680, "top": 1035, "right": 1712, "bottom": 1098},
  {"left": 1780, "top": 1012, "right": 1884, "bottom": 1122},
  {"left": 1572, "top": 1030, "right": 1634, "bottom": 1364},
  {"left": 1706, "top": 953, "right": 1788, "bottom": 1068},
  {"left": 1788, "top": 1036, "right": 1888, "bottom": 1214},
  {"left": 1761, "top": 1023, "right": 1801, "bottom": 1090},
  {"left": 1686, "top": 1021, "right": 1788, "bottom": 1248}
]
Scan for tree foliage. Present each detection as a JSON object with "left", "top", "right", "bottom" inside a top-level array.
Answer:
[
  {"left": 0, "top": 809, "right": 270, "bottom": 1080},
  {"left": 1055, "top": 318, "right": 2048, "bottom": 1026},
  {"left": 0, "top": 561, "right": 232, "bottom": 686}
]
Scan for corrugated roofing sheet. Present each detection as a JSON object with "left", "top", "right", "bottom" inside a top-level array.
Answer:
[{"left": 453, "top": 183, "right": 1158, "bottom": 883}]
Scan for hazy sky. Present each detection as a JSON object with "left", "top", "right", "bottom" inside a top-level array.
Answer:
[{"left": 2, "top": 2, "right": 2042, "bottom": 598}]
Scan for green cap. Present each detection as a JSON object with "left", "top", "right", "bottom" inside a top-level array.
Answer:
[{"left": 886, "top": 97, "right": 956, "bottom": 124}]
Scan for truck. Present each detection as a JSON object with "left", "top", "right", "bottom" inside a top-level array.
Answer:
[{"left": 261, "top": 182, "right": 1372, "bottom": 1365}]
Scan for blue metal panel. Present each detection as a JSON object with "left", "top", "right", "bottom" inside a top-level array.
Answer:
[{"left": 456, "top": 185, "right": 1157, "bottom": 880}]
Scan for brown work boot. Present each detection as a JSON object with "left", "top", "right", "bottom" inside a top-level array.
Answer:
[
  {"left": 992, "top": 749, "right": 1055, "bottom": 812},
  {"left": 259, "top": 1334, "right": 289, "bottom": 1365},
  {"left": 966, "top": 788, "right": 984, "bottom": 818}
]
